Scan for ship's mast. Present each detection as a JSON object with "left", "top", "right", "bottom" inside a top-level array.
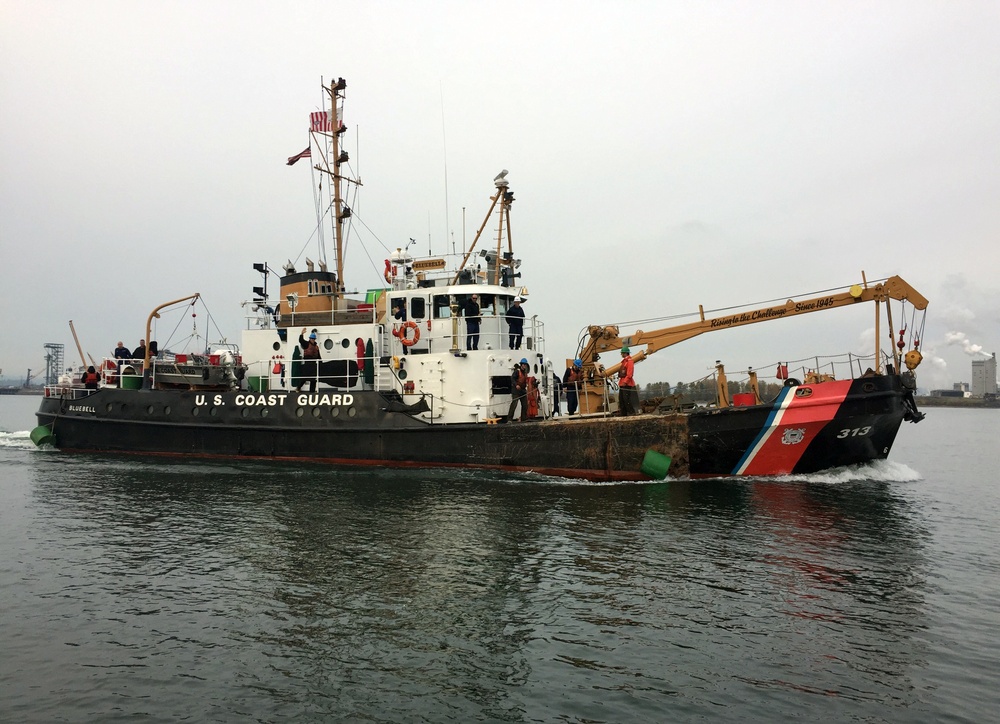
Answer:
[
  {"left": 452, "top": 170, "right": 516, "bottom": 285},
  {"left": 326, "top": 77, "right": 348, "bottom": 300}
]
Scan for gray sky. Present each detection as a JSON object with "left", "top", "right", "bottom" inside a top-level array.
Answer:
[{"left": 2, "top": 0, "right": 997, "bottom": 391}]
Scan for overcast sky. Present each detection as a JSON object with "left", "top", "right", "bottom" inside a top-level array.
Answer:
[{"left": 2, "top": 0, "right": 997, "bottom": 391}]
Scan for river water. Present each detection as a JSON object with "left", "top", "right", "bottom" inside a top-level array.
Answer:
[{"left": 1, "top": 394, "right": 997, "bottom": 722}]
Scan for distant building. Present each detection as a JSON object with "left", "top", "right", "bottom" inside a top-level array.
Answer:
[{"left": 971, "top": 353, "right": 997, "bottom": 397}]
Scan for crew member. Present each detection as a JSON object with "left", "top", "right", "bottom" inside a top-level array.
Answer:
[
  {"left": 505, "top": 358, "right": 530, "bottom": 422},
  {"left": 297, "top": 328, "right": 321, "bottom": 393},
  {"left": 393, "top": 299, "right": 409, "bottom": 355},
  {"left": 618, "top": 346, "right": 638, "bottom": 416},
  {"left": 113, "top": 341, "right": 131, "bottom": 376},
  {"left": 80, "top": 365, "right": 100, "bottom": 389},
  {"left": 505, "top": 297, "right": 525, "bottom": 350},
  {"left": 551, "top": 371, "right": 562, "bottom": 415},
  {"left": 563, "top": 358, "right": 583, "bottom": 415},
  {"left": 464, "top": 294, "right": 481, "bottom": 351},
  {"left": 113, "top": 341, "right": 130, "bottom": 362}
]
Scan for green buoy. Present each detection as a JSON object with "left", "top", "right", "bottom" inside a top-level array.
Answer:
[
  {"left": 640, "top": 449, "right": 672, "bottom": 480},
  {"left": 30, "top": 425, "right": 54, "bottom": 447}
]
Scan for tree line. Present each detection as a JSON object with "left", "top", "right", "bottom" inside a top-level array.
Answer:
[{"left": 641, "top": 378, "right": 786, "bottom": 404}]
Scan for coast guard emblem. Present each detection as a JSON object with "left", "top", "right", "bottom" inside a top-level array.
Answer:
[{"left": 781, "top": 428, "right": 806, "bottom": 445}]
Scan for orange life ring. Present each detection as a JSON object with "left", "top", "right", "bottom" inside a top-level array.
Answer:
[
  {"left": 399, "top": 320, "right": 420, "bottom": 347},
  {"left": 384, "top": 260, "right": 392, "bottom": 284}
]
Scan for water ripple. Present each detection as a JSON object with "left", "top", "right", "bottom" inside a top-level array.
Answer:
[{"left": 2, "top": 407, "right": 998, "bottom": 721}]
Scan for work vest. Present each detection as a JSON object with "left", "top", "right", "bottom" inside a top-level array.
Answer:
[
  {"left": 618, "top": 356, "right": 635, "bottom": 387},
  {"left": 512, "top": 368, "right": 526, "bottom": 391}
]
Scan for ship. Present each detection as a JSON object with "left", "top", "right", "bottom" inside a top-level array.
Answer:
[{"left": 32, "top": 78, "right": 930, "bottom": 481}]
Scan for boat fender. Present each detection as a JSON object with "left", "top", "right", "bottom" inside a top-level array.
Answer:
[
  {"left": 273, "top": 362, "right": 282, "bottom": 374},
  {"left": 399, "top": 321, "right": 420, "bottom": 347},
  {"left": 783, "top": 377, "right": 800, "bottom": 387}
]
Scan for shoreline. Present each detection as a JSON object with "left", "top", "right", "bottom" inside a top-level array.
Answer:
[{"left": 914, "top": 396, "right": 999, "bottom": 409}]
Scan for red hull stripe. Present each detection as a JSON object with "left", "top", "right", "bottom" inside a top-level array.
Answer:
[{"left": 733, "top": 381, "right": 852, "bottom": 476}]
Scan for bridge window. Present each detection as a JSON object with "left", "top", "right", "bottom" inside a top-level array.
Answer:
[{"left": 434, "top": 295, "right": 452, "bottom": 319}]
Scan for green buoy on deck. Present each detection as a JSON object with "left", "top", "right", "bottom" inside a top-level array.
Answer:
[
  {"left": 641, "top": 449, "right": 672, "bottom": 480},
  {"left": 248, "top": 375, "right": 269, "bottom": 393},
  {"left": 30, "top": 425, "right": 54, "bottom": 447}
]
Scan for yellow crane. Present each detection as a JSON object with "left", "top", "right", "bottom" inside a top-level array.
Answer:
[{"left": 575, "top": 274, "right": 928, "bottom": 413}]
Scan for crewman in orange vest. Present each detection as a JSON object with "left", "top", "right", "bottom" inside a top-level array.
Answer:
[
  {"left": 80, "top": 366, "right": 100, "bottom": 389},
  {"left": 618, "top": 346, "right": 638, "bottom": 416}
]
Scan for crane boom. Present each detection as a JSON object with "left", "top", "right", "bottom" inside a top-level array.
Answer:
[{"left": 584, "top": 275, "right": 927, "bottom": 378}]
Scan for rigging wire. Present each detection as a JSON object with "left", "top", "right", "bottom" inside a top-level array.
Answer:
[{"left": 596, "top": 277, "right": 896, "bottom": 332}]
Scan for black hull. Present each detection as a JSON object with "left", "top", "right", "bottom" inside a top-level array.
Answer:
[
  {"left": 35, "top": 376, "right": 917, "bottom": 480},
  {"left": 688, "top": 376, "right": 911, "bottom": 477}
]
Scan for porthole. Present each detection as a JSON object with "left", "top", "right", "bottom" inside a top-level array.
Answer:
[
  {"left": 312, "top": 408, "right": 322, "bottom": 418},
  {"left": 105, "top": 403, "right": 114, "bottom": 413},
  {"left": 241, "top": 408, "right": 250, "bottom": 418},
  {"left": 348, "top": 407, "right": 357, "bottom": 418},
  {"left": 147, "top": 405, "right": 155, "bottom": 415},
  {"left": 324, "top": 339, "right": 335, "bottom": 351},
  {"left": 272, "top": 341, "right": 281, "bottom": 351},
  {"left": 341, "top": 338, "right": 350, "bottom": 348},
  {"left": 210, "top": 408, "right": 218, "bottom": 417},
  {"left": 163, "top": 406, "right": 171, "bottom": 416},
  {"left": 295, "top": 407, "right": 304, "bottom": 418},
  {"left": 192, "top": 407, "right": 200, "bottom": 416},
  {"left": 331, "top": 407, "right": 340, "bottom": 418},
  {"left": 261, "top": 408, "right": 269, "bottom": 417}
]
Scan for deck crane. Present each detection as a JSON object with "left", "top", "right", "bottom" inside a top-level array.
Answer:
[{"left": 575, "top": 274, "right": 928, "bottom": 414}]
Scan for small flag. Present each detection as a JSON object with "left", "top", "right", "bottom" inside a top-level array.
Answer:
[
  {"left": 286, "top": 147, "right": 311, "bottom": 166},
  {"left": 310, "top": 111, "right": 331, "bottom": 132}
]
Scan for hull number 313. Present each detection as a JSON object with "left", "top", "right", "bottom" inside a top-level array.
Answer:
[{"left": 836, "top": 426, "right": 872, "bottom": 438}]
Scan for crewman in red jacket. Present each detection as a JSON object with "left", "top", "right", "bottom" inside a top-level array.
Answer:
[{"left": 618, "top": 346, "right": 638, "bottom": 416}]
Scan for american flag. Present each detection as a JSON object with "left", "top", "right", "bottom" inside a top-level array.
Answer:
[
  {"left": 286, "top": 147, "right": 311, "bottom": 166},
  {"left": 310, "top": 111, "right": 331, "bottom": 132}
]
